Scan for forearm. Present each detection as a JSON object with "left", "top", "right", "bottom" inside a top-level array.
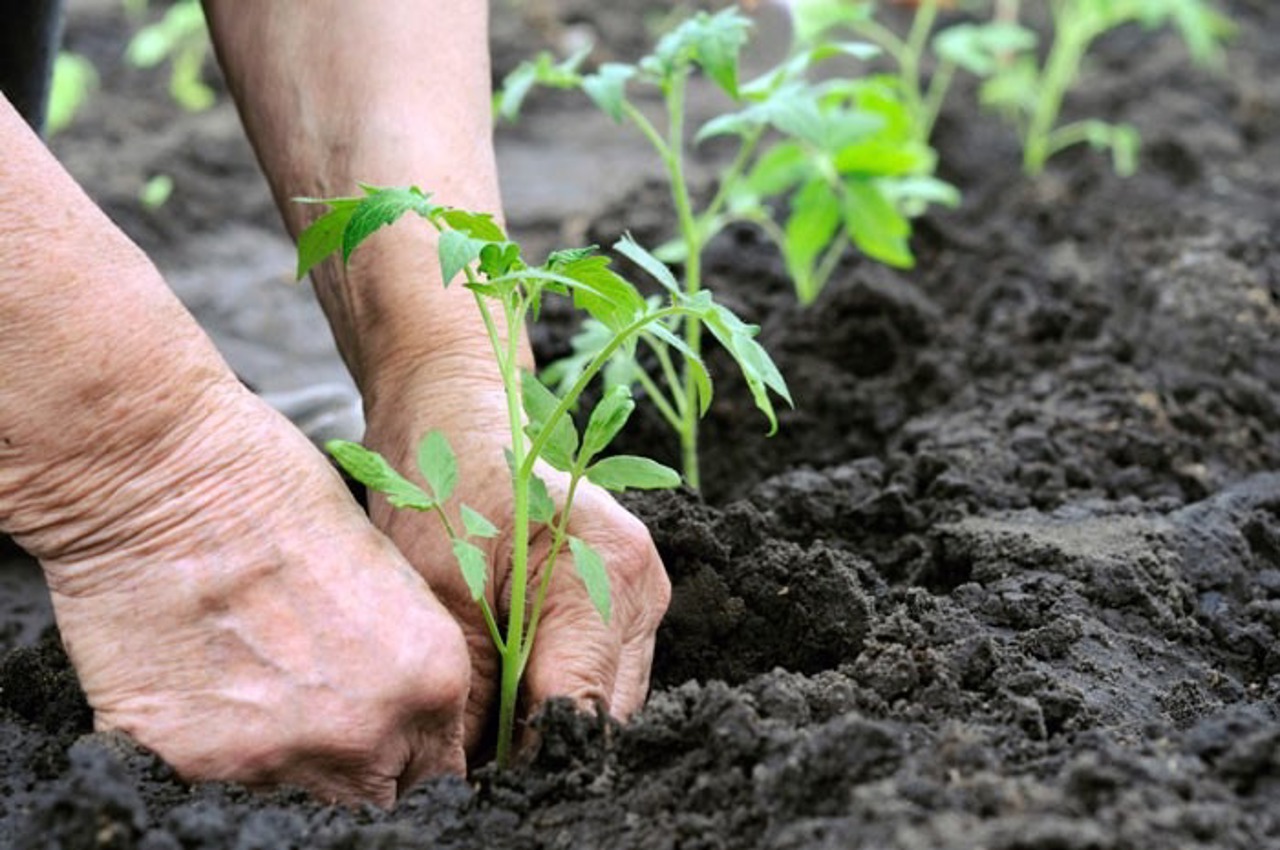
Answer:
[
  {"left": 0, "top": 97, "right": 237, "bottom": 558},
  {"left": 203, "top": 0, "right": 528, "bottom": 402}
]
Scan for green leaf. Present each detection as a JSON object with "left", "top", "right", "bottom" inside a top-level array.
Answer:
[
  {"left": 452, "top": 539, "right": 489, "bottom": 601},
  {"left": 496, "top": 48, "right": 591, "bottom": 121},
  {"left": 652, "top": 7, "right": 751, "bottom": 97},
  {"left": 581, "top": 385, "right": 635, "bottom": 461},
  {"left": 438, "top": 229, "right": 489, "bottom": 285},
  {"left": 417, "top": 430, "right": 458, "bottom": 504},
  {"left": 569, "top": 537, "right": 612, "bottom": 624},
  {"left": 788, "top": 0, "right": 873, "bottom": 45},
  {"left": 744, "top": 141, "right": 812, "bottom": 198},
  {"left": 343, "top": 186, "right": 438, "bottom": 262},
  {"left": 614, "top": 235, "right": 681, "bottom": 295},
  {"left": 783, "top": 178, "right": 842, "bottom": 304},
  {"left": 554, "top": 254, "right": 646, "bottom": 330},
  {"left": 296, "top": 199, "right": 359, "bottom": 279},
  {"left": 479, "top": 242, "right": 522, "bottom": 278},
  {"left": 496, "top": 60, "right": 539, "bottom": 122},
  {"left": 326, "top": 440, "right": 434, "bottom": 510},
  {"left": 643, "top": 323, "right": 713, "bottom": 416},
  {"left": 461, "top": 505, "right": 499, "bottom": 539},
  {"left": 46, "top": 52, "right": 98, "bottom": 135},
  {"left": 440, "top": 209, "right": 507, "bottom": 241},
  {"left": 582, "top": 63, "right": 636, "bottom": 122},
  {"left": 528, "top": 473, "right": 557, "bottom": 524},
  {"left": 834, "top": 139, "right": 934, "bottom": 178},
  {"left": 841, "top": 179, "right": 914, "bottom": 269},
  {"left": 541, "top": 318, "right": 618, "bottom": 397},
  {"left": 690, "top": 8, "right": 751, "bottom": 98},
  {"left": 882, "top": 175, "right": 962, "bottom": 218},
  {"left": 702, "top": 306, "right": 793, "bottom": 433},
  {"left": 933, "top": 23, "right": 1037, "bottom": 77},
  {"left": 586, "top": 455, "right": 681, "bottom": 492},
  {"left": 521, "top": 370, "right": 579, "bottom": 471}
]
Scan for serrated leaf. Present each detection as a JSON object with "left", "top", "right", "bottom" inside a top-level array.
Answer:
[
  {"left": 934, "top": 23, "right": 1037, "bottom": 77},
  {"left": 479, "top": 242, "right": 522, "bottom": 278},
  {"left": 496, "top": 60, "right": 539, "bottom": 122},
  {"left": 556, "top": 254, "right": 647, "bottom": 331},
  {"left": 461, "top": 505, "right": 499, "bottom": 539},
  {"left": 744, "top": 142, "right": 812, "bottom": 197},
  {"left": 586, "top": 455, "right": 681, "bottom": 492},
  {"left": 438, "top": 229, "right": 489, "bottom": 285},
  {"left": 581, "top": 385, "right": 635, "bottom": 461},
  {"left": 296, "top": 199, "right": 359, "bottom": 279},
  {"left": 693, "top": 8, "right": 751, "bottom": 98},
  {"left": 614, "top": 235, "right": 681, "bottom": 295},
  {"left": 528, "top": 473, "right": 556, "bottom": 524},
  {"left": 521, "top": 370, "right": 579, "bottom": 471},
  {"left": 783, "top": 178, "right": 842, "bottom": 304},
  {"left": 842, "top": 179, "right": 914, "bottom": 269},
  {"left": 452, "top": 539, "right": 489, "bottom": 601},
  {"left": 703, "top": 306, "right": 792, "bottom": 433},
  {"left": 417, "top": 430, "right": 458, "bottom": 504},
  {"left": 582, "top": 62, "right": 636, "bottom": 122},
  {"left": 569, "top": 537, "right": 612, "bottom": 624},
  {"left": 789, "top": 0, "right": 873, "bottom": 45},
  {"left": 326, "top": 440, "right": 434, "bottom": 510},
  {"left": 644, "top": 323, "right": 713, "bottom": 416},
  {"left": 440, "top": 209, "right": 507, "bottom": 241},
  {"left": 343, "top": 187, "right": 437, "bottom": 262}
]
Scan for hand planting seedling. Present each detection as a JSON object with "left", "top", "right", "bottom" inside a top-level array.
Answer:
[
  {"left": 295, "top": 186, "right": 789, "bottom": 766},
  {"left": 499, "top": 5, "right": 953, "bottom": 486}
]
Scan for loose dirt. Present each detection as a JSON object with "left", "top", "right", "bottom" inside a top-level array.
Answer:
[{"left": 2, "top": 2, "right": 1278, "bottom": 847}]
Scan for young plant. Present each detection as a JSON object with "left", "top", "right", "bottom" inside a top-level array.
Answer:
[
  {"left": 974, "top": 0, "right": 1233, "bottom": 175},
  {"left": 125, "top": 0, "right": 216, "bottom": 112},
  {"left": 295, "top": 185, "right": 789, "bottom": 767},
  {"left": 499, "top": 5, "right": 954, "bottom": 486},
  {"left": 789, "top": 0, "right": 1036, "bottom": 146}
]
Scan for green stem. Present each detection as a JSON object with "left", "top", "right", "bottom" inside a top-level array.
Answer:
[
  {"left": 1024, "top": 7, "right": 1095, "bottom": 175},
  {"left": 495, "top": 295, "right": 532, "bottom": 769},
  {"left": 901, "top": 0, "right": 940, "bottom": 143},
  {"left": 517, "top": 470, "right": 584, "bottom": 675},
  {"left": 650, "top": 335, "right": 688, "bottom": 418},
  {"left": 807, "top": 237, "right": 848, "bottom": 306},
  {"left": 920, "top": 59, "right": 956, "bottom": 142},
  {"left": 634, "top": 365, "right": 684, "bottom": 432},
  {"left": 520, "top": 306, "right": 689, "bottom": 483},
  {"left": 663, "top": 72, "right": 705, "bottom": 491},
  {"left": 702, "top": 124, "right": 767, "bottom": 225}
]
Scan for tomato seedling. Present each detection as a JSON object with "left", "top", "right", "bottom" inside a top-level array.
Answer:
[
  {"left": 295, "top": 186, "right": 789, "bottom": 767},
  {"left": 499, "top": 5, "right": 954, "bottom": 486},
  {"left": 980, "top": 0, "right": 1231, "bottom": 175}
]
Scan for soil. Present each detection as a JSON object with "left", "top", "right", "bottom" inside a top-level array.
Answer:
[{"left": 3, "top": 1, "right": 1279, "bottom": 848}]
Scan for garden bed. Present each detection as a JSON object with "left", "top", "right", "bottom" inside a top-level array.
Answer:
[{"left": 2, "top": 1, "right": 1279, "bottom": 847}]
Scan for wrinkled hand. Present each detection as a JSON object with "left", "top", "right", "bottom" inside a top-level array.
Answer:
[
  {"left": 34, "top": 382, "right": 471, "bottom": 807},
  {"left": 363, "top": 362, "right": 671, "bottom": 755}
]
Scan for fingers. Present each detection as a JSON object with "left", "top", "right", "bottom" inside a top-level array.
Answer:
[{"left": 520, "top": 488, "right": 671, "bottom": 729}]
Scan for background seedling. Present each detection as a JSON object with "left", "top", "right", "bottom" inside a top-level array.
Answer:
[
  {"left": 500, "top": 4, "right": 954, "bottom": 486},
  {"left": 296, "top": 186, "right": 788, "bottom": 766},
  {"left": 977, "top": 0, "right": 1232, "bottom": 175},
  {"left": 125, "top": 0, "right": 216, "bottom": 113}
]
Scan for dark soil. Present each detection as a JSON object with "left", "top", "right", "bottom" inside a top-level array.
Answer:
[{"left": 3, "top": 1, "right": 1280, "bottom": 848}]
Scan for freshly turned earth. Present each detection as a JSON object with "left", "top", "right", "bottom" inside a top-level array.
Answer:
[{"left": 3, "top": 1, "right": 1279, "bottom": 847}]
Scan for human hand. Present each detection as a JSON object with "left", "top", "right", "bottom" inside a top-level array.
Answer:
[
  {"left": 362, "top": 359, "right": 671, "bottom": 756},
  {"left": 28, "top": 380, "right": 471, "bottom": 807}
]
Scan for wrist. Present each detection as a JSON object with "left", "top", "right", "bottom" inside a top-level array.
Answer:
[{"left": 308, "top": 220, "right": 533, "bottom": 404}]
